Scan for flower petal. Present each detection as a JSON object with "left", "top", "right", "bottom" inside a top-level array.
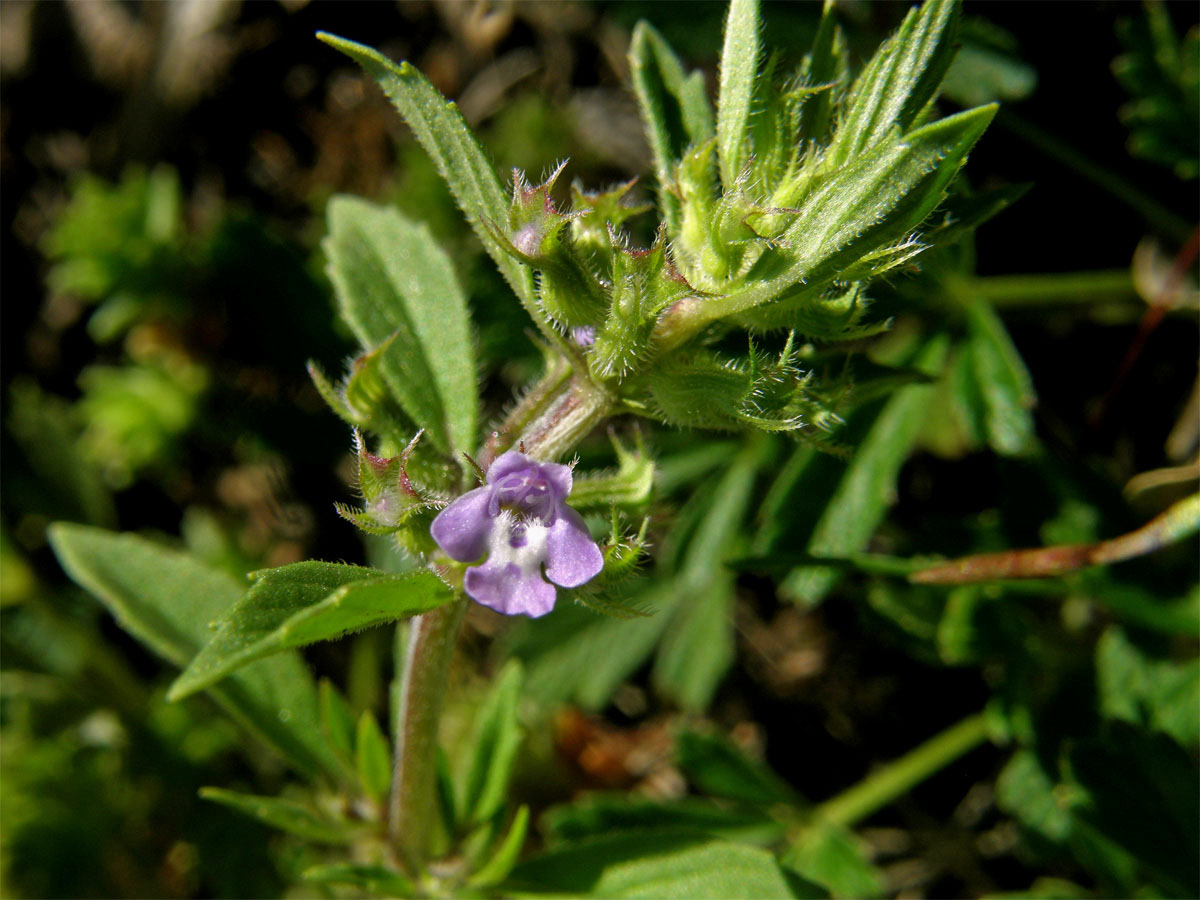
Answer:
[
  {"left": 544, "top": 505, "right": 604, "bottom": 588},
  {"left": 486, "top": 450, "right": 572, "bottom": 498},
  {"left": 430, "top": 487, "right": 492, "bottom": 562},
  {"left": 486, "top": 451, "right": 534, "bottom": 483},
  {"left": 464, "top": 560, "right": 557, "bottom": 618}
]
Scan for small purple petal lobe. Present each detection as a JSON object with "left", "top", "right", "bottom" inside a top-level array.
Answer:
[
  {"left": 486, "top": 451, "right": 535, "bottom": 484},
  {"left": 465, "top": 560, "right": 557, "bottom": 618},
  {"left": 544, "top": 505, "right": 604, "bottom": 588},
  {"left": 429, "top": 487, "right": 492, "bottom": 562}
]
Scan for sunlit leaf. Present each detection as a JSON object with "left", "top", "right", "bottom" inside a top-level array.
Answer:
[{"left": 169, "top": 563, "right": 454, "bottom": 700}]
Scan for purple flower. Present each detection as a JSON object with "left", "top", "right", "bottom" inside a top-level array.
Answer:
[{"left": 431, "top": 451, "right": 603, "bottom": 618}]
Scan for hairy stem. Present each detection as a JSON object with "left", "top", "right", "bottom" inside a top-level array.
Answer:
[{"left": 389, "top": 596, "right": 468, "bottom": 868}]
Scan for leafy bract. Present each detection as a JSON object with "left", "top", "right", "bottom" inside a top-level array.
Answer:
[
  {"left": 716, "top": 0, "right": 761, "bottom": 190},
  {"left": 718, "top": 106, "right": 996, "bottom": 330},
  {"left": 325, "top": 196, "right": 476, "bottom": 455},
  {"left": 169, "top": 562, "right": 454, "bottom": 700},
  {"left": 47, "top": 524, "right": 338, "bottom": 779}
]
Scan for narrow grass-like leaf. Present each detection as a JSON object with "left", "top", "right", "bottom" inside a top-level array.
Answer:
[
  {"left": 325, "top": 196, "right": 476, "bottom": 455},
  {"left": 48, "top": 524, "right": 338, "bottom": 779},
  {"left": 319, "top": 678, "right": 357, "bottom": 764},
  {"left": 315, "top": 34, "right": 535, "bottom": 316},
  {"left": 716, "top": 0, "right": 761, "bottom": 189},
  {"left": 169, "top": 563, "right": 453, "bottom": 700},
  {"left": 199, "top": 787, "right": 356, "bottom": 844},
  {"left": 830, "top": 0, "right": 959, "bottom": 165},
  {"left": 470, "top": 805, "right": 530, "bottom": 888},
  {"left": 461, "top": 660, "right": 524, "bottom": 826},
  {"left": 356, "top": 710, "right": 392, "bottom": 805},
  {"left": 782, "top": 336, "right": 949, "bottom": 605},
  {"left": 629, "top": 22, "right": 715, "bottom": 237},
  {"left": 303, "top": 864, "right": 414, "bottom": 897},
  {"left": 963, "top": 298, "right": 1036, "bottom": 456}
]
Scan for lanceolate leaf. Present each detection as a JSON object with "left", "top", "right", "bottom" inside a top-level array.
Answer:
[
  {"left": 963, "top": 298, "right": 1037, "bottom": 456},
  {"left": 356, "top": 710, "right": 392, "bottom": 805},
  {"left": 169, "top": 562, "right": 454, "bottom": 700},
  {"left": 48, "top": 524, "right": 339, "bottom": 779},
  {"left": 782, "top": 335, "right": 949, "bottom": 605},
  {"left": 716, "top": 0, "right": 761, "bottom": 189},
  {"left": 629, "top": 21, "right": 715, "bottom": 237},
  {"left": 325, "top": 196, "right": 476, "bottom": 455},
  {"left": 461, "top": 660, "right": 524, "bottom": 826},
  {"left": 829, "top": 0, "right": 960, "bottom": 166},
  {"left": 315, "top": 33, "right": 537, "bottom": 322}
]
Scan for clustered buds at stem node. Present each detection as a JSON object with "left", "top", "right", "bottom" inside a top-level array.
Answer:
[{"left": 431, "top": 451, "right": 603, "bottom": 617}]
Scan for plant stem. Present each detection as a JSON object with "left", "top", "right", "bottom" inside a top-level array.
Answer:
[
  {"left": 389, "top": 596, "right": 468, "bottom": 869},
  {"left": 810, "top": 712, "right": 990, "bottom": 829},
  {"left": 513, "top": 375, "right": 613, "bottom": 462},
  {"left": 968, "top": 270, "right": 1137, "bottom": 308}
]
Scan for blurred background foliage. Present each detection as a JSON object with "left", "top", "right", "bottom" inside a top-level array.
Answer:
[{"left": 1, "top": 1, "right": 1196, "bottom": 898}]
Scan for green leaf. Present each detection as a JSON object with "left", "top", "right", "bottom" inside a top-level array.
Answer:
[
  {"left": 461, "top": 660, "right": 524, "bottom": 826},
  {"left": 716, "top": 0, "right": 761, "bottom": 190},
  {"left": 652, "top": 574, "right": 736, "bottom": 712},
  {"left": 325, "top": 196, "right": 476, "bottom": 455},
  {"left": 512, "top": 590, "right": 676, "bottom": 712},
  {"left": 169, "top": 562, "right": 454, "bottom": 700},
  {"left": 629, "top": 21, "right": 715, "bottom": 237},
  {"left": 964, "top": 298, "right": 1036, "bottom": 456},
  {"left": 782, "top": 335, "right": 949, "bottom": 605},
  {"left": 1095, "top": 625, "right": 1200, "bottom": 748},
  {"left": 509, "top": 832, "right": 811, "bottom": 898},
  {"left": 48, "top": 524, "right": 338, "bottom": 779},
  {"left": 319, "top": 678, "right": 357, "bottom": 765},
  {"left": 994, "top": 749, "right": 1072, "bottom": 843},
  {"left": 1067, "top": 724, "right": 1199, "bottom": 898},
  {"left": 470, "top": 805, "right": 530, "bottom": 888},
  {"left": 199, "top": 787, "right": 356, "bottom": 844},
  {"left": 316, "top": 33, "right": 535, "bottom": 314},
  {"left": 356, "top": 710, "right": 392, "bottom": 805},
  {"left": 544, "top": 796, "right": 785, "bottom": 846},
  {"left": 303, "top": 863, "right": 414, "bottom": 896},
  {"left": 675, "top": 731, "right": 800, "bottom": 807},
  {"left": 797, "top": 1, "right": 845, "bottom": 147},
  {"left": 783, "top": 820, "right": 886, "bottom": 899},
  {"left": 830, "top": 0, "right": 960, "bottom": 165}
]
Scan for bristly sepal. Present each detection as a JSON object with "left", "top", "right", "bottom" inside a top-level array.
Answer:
[{"left": 337, "top": 430, "right": 440, "bottom": 550}]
